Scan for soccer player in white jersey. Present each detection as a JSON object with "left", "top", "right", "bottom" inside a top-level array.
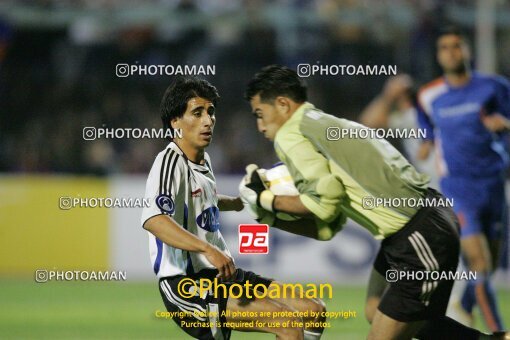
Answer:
[{"left": 141, "top": 77, "right": 326, "bottom": 340}]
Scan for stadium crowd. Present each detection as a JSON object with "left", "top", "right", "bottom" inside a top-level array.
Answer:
[{"left": 1, "top": 0, "right": 510, "bottom": 175}]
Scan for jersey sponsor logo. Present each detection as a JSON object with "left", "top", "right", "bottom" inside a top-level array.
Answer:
[
  {"left": 155, "top": 194, "right": 175, "bottom": 214},
  {"left": 196, "top": 206, "right": 220, "bottom": 232},
  {"left": 238, "top": 224, "right": 269, "bottom": 254},
  {"left": 191, "top": 188, "right": 202, "bottom": 197},
  {"left": 437, "top": 102, "right": 481, "bottom": 118}
]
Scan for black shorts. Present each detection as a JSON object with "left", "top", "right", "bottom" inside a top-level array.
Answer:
[
  {"left": 374, "top": 188, "right": 461, "bottom": 322},
  {"left": 159, "top": 268, "right": 273, "bottom": 340}
]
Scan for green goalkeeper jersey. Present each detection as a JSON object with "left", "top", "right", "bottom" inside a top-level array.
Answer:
[{"left": 274, "top": 102, "right": 430, "bottom": 240}]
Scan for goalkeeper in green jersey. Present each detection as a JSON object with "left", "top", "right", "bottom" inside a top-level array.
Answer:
[{"left": 238, "top": 65, "right": 509, "bottom": 340}]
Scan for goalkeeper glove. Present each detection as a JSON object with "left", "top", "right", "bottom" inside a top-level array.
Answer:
[
  {"left": 239, "top": 164, "right": 275, "bottom": 212},
  {"left": 239, "top": 180, "right": 276, "bottom": 225}
]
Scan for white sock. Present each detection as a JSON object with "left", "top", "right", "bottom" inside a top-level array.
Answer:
[{"left": 304, "top": 330, "right": 322, "bottom": 340}]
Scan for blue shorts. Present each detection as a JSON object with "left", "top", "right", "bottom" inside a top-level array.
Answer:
[{"left": 440, "top": 176, "right": 507, "bottom": 240}]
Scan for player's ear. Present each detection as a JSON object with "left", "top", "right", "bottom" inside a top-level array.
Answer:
[
  {"left": 275, "top": 96, "right": 290, "bottom": 115},
  {"left": 170, "top": 117, "right": 180, "bottom": 130}
]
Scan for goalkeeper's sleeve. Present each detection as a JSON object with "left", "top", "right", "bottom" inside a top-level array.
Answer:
[{"left": 275, "top": 136, "right": 346, "bottom": 222}]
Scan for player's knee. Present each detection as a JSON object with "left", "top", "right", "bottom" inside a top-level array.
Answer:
[
  {"left": 274, "top": 314, "right": 304, "bottom": 337},
  {"left": 278, "top": 305, "right": 302, "bottom": 323},
  {"left": 364, "top": 297, "right": 379, "bottom": 324},
  {"left": 365, "top": 306, "right": 374, "bottom": 324},
  {"left": 280, "top": 317, "right": 304, "bottom": 338},
  {"left": 309, "top": 299, "right": 326, "bottom": 322}
]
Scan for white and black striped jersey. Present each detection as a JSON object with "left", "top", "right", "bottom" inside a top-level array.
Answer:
[{"left": 141, "top": 142, "right": 231, "bottom": 278}]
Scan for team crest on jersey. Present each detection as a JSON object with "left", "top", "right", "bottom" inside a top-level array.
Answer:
[{"left": 155, "top": 194, "right": 175, "bottom": 214}]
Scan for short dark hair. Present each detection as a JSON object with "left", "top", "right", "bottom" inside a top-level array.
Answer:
[
  {"left": 160, "top": 77, "right": 219, "bottom": 137},
  {"left": 244, "top": 65, "right": 307, "bottom": 104},
  {"left": 436, "top": 25, "right": 468, "bottom": 43}
]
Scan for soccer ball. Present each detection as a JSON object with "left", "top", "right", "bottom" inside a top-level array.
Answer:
[{"left": 259, "top": 163, "right": 301, "bottom": 221}]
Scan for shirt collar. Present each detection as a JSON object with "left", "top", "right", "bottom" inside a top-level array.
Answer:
[
  {"left": 167, "top": 142, "right": 209, "bottom": 171},
  {"left": 276, "top": 102, "right": 315, "bottom": 137}
]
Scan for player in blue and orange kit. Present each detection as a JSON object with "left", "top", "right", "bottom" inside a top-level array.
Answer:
[{"left": 418, "top": 26, "right": 510, "bottom": 332}]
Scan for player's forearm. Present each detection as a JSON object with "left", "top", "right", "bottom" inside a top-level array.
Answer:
[
  {"left": 273, "top": 217, "right": 319, "bottom": 239},
  {"left": 217, "top": 195, "right": 243, "bottom": 211},
  {"left": 359, "top": 95, "right": 391, "bottom": 128},
  {"left": 273, "top": 195, "right": 313, "bottom": 216},
  {"left": 481, "top": 112, "right": 510, "bottom": 132},
  {"left": 144, "top": 215, "right": 211, "bottom": 254}
]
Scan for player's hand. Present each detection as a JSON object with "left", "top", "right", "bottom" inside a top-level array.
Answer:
[
  {"left": 203, "top": 244, "right": 236, "bottom": 281},
  {"left": 239, "top": 164, "right": 275, "bottom": 211},
  {"left": 239, "top": 184, "right": 277, "bottom": 225},
  {"left": 481, "top": 112, "right": 510, "bottom": 132},
  {"left": 382, "top": 74, "right": 413, "bottom": 102},
  {"left": 239, "top": 164, "right": 265, "bottom": 205}
]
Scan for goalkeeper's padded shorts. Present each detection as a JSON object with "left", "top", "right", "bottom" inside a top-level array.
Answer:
[{"left": 374, "top": 188, "right": 461, "bottom": 322}]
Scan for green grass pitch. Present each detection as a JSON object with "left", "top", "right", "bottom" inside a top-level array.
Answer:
[{"left": 0, "top": 280, "right": 508, "bottom": 339}]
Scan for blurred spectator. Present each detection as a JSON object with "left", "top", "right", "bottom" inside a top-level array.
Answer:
[
  {"left": 0, "top": 0, "right": 508, "bottom": 175},
  {"left": 359, "top": 74, "right": 438, "bottom": 188}
]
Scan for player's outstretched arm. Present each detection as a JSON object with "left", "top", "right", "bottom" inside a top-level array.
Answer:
[
  {"left": 270, "top": 195, "right": 345, "bottom": 241},
  {"left": 144, "top": 215, "right": 236, "bottom": 280},
  {"left": 238, "top": 162, "right": 345, "bottom": 240},
  {"left": 217, "top": 194, "right": 243, "bottom": 211},
  {"left": 272, "top": 217, "right": 319, "bottom": 239},
  {"left": 272, "top": 212, "right": 345, "bottom": 241},
  {"left": 359, "top": 75, "right": 413, "bottom": 128},
  {"left": 273, "top": 195, "right": 313, "bottom": 216},
  {"left": 272, "top": 214, "right": 347, "bottom": 241},
  {"left": 481, "top": 112, "right": 510, "bottom": 132},
  {"left": 273, "top": 195, "right": 346, "bottom": 241}
]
